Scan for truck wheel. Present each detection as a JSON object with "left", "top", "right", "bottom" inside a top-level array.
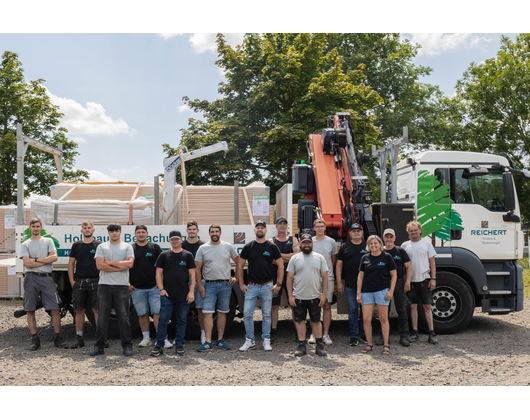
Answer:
[{"left": 417, "top": 272, "right": 475, "bottom": 334}]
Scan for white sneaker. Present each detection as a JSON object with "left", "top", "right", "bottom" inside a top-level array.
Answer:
[
  {"left": 239, "top": 338, "right": 256, "bottom": 352},
  {"left": 138, "top": 337, "right": 151, "bottom": 347},
  {"left": 308, "top": 334, "right": 316, "bottom": 344},
  {"left": 263, "top": 338, "right": 272, "bottom": 351},
  {"left": 164, "top": 338, "right": 173, "bottom": 348},
  {"left": 323, "top": 335, "right": 333, "bottom": 345},
  {"left": 201, "top": 332, "right": 206, "bottom": 345}
]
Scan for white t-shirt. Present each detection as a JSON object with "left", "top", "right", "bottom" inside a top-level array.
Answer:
[
  {"left": 95, "top": 241, "right": 134, "bottom": 286},
  {"left": 311, "top": 236, "right": 337, "bottom": 281},
  {"left": 287, "top": 252, "right": 328, "bottom": 300},
  {"left": 401, "top": 238, "right": 436, "bottom": 283},
  {"left": 195, "top": 241, "right": 238, "bottom": 280}
]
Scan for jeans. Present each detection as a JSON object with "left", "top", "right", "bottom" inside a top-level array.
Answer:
[
  {"left": 346, "top": 286, "right": 365, "bottom": 339},
  {"left": 157, "top": 295, "right": 189, "bottom": 348},
  {"left": 393, "top": 277, "right": 409, "bottom": 338},
  {"left": 95, "top": 284, "right": 132, "bottom": 349},
  {"left": 243, "top": 283, "right": 273, "bottom": 341},
  {"left": 130, "top": 286, "right": 161, "bottom": 316}
]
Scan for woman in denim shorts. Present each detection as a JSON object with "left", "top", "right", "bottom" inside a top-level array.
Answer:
[{"left": 357, "top": 235, "right": 397, "bottom": 355}]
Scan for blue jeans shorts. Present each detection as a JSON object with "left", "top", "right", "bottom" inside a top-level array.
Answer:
[
  {"left": 362, "top": 288, "right": 390, "bottom": 306},
  {"left": 130, "top": 286, "right": 161, "bottom": 316},
  {"left": 202, "top": 280, "right": 232, "bottom": 314}
]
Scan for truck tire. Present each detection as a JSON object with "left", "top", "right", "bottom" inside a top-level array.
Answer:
[{"left": 417, "top": 272, "right": 475, "bottom": 334}]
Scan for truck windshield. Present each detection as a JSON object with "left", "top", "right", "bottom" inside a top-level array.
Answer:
[{"left": 453, "top": 168, "right": 505, "bottom": 211}]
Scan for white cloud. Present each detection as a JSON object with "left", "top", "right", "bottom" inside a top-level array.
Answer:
[
  {"left": 406, "top": 33, "right": 493, "bottom": 57},
  {"left": 157, "top": 33, "right": 183, "bottom": 40},
  {"left": 46, "top": 89, "right": 130, "bottom": 136},
  {"left": 177, "top": 104, "right": 192, "bottom": 113},
  {"left": 110, "top": 166, "right": 144, "bottom": 179},
  {"left": 70, "top": 136, "right": 86, "bottom": 144},
  {"left": 85, "top": 169, "right": 118, "bottom": 182},
  {"left": 188, "top": 33, "right": 245, "bottom": 54}
]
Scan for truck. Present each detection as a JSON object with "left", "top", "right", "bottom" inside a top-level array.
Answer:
[{"left": 292, "top": 112, "right": 529, "bottom": 333}]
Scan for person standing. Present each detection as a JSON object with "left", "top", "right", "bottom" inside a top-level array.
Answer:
[
  {"left": 382, "top": 228, "right": 412, "bottom": 346},
  {"left": 89, "top": 223, "right": 135, "bottom": 357},
  {"left": 181, "top": 221, "right": 206, "bottom": 345},
  {"left": 357, "top": 235, "right": 397, "bottom": 356},
  {"left": 20, "top": 217, "right": 68, "bottom": 350},
  {"left": 151, "top": 230, "right": 196, "bottom": 356},
  {"left": 237, "top": 220, "right": 283, "bottom": 352},
  {"left": 269, "top": 216, "right": 299, "bottom": 343},
  {"left": 195, "top": 224, "right": 240, "bottom": 351},
  {"left": 286, "top": 233, "right": 328, "bottom": 357},
  {"left": 68, "top": 220, "right": 101, "bottom": 349},
  {"left": 335, "top": 223, "right": 368, "bottom": 346},
  {"left": 401, "top": 221, "right": 438, "bottom": 344},
  {"left": 129, "top": 225, "right": 172, "bottom": 349},
  {"left": 309, "top": 218, "right": 337, "bottom": 345}
]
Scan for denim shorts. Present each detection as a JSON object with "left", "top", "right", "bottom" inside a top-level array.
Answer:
[
  {"left": 361, "top": 288, "right": 390, "bottom": 306},
  {"left": 202, "top": 280, "right": 232, "bottom": 314},
  {"left": 130, "top": 286, "right": 161, "bottom": 316},
  {"left": 194, "top": 279, "right": 206, "bottom": 309}
]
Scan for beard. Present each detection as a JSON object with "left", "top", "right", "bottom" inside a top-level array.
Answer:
[
  {"left": 211, "top": 235, "right": 220, "bottom": 242},
  {"left": 301, "top": 246, "right": 312, "bottom": 254},
  {"left": 83, "top": 232, "right": 93, "bottom": 238},
  {"left": 256, "top": 231, "right": 265, "bottom": 238}
]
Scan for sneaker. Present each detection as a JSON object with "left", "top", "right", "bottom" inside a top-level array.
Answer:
[
  {"left": 176, "top": 346, "right": 185, "bottom": 356},
  {"left": 308, "top": 334, "right": 316, "bottom": 344},
  {"left": 359, "top": 336, "right": 368, "bottom": 344},
  {"left": 164, "top": 338, "right": 173, "bottom": 349},
  {"left": 216, "top": 339, "right": 230, "bottom": 350},
  {"left": 315, "top": 341, "right": 327, "bottom": 356},
  {"left": 151, "top": 346, "right": 164, "bottom": 357},
  {"left": 138, "top": 337, "right": 151, "bottom": 347},
  {"left": 375, "top": 335, "right": 384, "bottom": 346},
  {"left": 70, "top": 335, "right": 85, "bottom": 349},
  {"left": 322, "top": 335, "right": 333, "bottom": 345},
  {"left": 29, "top": 336, "right": 40, "bottom": 351},
  {"left": 399, "top": 336, "right": 410, "bottom": 347},
  {"left": 409, "top": 330, "right": 419, "bottom": 342},
  {"left": 239, "top": 338, "right": 256, "bottom": 352},
  {"left": 54, "top": 335, "right": 69, "bottom": 349},
  {"left": 89, "top": 346, "right": 104, "bottom": 356},
  {"left": 197, "top": 342, "right": 213, "bottom": 352},
  {"left": 172, "top": 339, "right": 176, "bottom": 346},
  {"left": 263, "top": 338, "right": 272, "bottom": 351},
  {"left": 428, "top": 331, "right": 438, "bottom": 345},
  {"left": 349, "top": 337, "right": 359, "bottom": 346},
  {"left": 270, "top": 329, "right": 278, "bottom": 343},
  {"left": 123, "top": 346, "right": 133, "bottom": 357},
  {"left": 294, "top": 340, "right": 307, "bottom": 357}
]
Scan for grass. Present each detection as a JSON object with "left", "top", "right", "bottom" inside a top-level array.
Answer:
[{"left": 519, "top": 257, "right": 530, "bottom": 298}]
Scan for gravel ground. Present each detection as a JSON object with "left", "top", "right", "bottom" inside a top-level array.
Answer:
[{"left": 1, "top": 298, "right": 530, "bottom": 386}]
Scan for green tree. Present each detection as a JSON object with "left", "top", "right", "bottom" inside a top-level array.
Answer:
[{"left": 0, "top": 51, "right": 87, "bottom": 205}]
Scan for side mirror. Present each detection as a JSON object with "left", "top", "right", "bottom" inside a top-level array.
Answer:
[
  {"left": 503, "top": 172, "right": 516, "bottom": 212},
  {"left": 462, "top": 165, "right": 489, "bottom": 179}
]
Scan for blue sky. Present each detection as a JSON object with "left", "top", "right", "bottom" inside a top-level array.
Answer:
[{"left": 0, "top": 32, "right": 520, "bottom": 186}]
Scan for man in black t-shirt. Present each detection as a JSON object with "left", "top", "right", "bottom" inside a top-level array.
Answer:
[
  {"left": 151, "top": 230, "right": 196, "bottom": 356},
  {"left": 335, "top": 223, "right": 368, "bottom": 346},
  {"left": 68, "top": 220, "right": 102, "bottom": 349},
  {"left": 181, "top": 221, "right": 206, "bottom": 345},
  {"left": 236, "top": 220, "right": 283, "bottom": 352},
  {"left": 129, "top": 225, "right": 168, "bottom": 348}
]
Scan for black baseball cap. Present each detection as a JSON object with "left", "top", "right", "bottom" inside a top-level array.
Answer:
[
  {"left": 255, "top": 219, "right": 267, "bottom": 227},
  {"left": 275, "top": 216, "right": 288, "bottom": 224},
  {"left": 300, "top": 233, "right": 313, "bottom": 243},
  {"left": 350, "top": 223, "right": 363, "bottom": 230},
  {"left": 169, "top": 230, "right": 182, "bottom": 239},
  {"left": 135, "top": 224, "right": 148, "bottom": 232}
]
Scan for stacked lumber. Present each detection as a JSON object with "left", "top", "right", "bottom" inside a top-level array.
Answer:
[{"left": 0, "top": 253, "right": 19, "bottom": 298}]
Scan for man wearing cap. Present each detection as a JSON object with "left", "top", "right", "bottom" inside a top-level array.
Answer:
[
  {"left": 237, "top": 220, "right": 283, "bottom": 351},
  {"left": 287, "top": 233, "right": 328, "bottom": 356},
  {"left": 151, "top": 230, "right": 196, "bottom": 356},
  {"left": 269, "top": 216, "right": 299, "bottom": 342},
  {"left": 129, "top": 225, "right": 172, "bottom": 349},
  {"left": 336, "top": 223, "right": 368, "bottom": 346},
  {"left": 383, "top": 228, "right": 412, "bottom": 346},
  {"left": 195, "top": 224, "right": 240, "bottom": 351}
]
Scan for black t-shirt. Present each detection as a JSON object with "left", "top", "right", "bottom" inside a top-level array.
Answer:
[
  {"left": 130, "top": 242, "right": 162, "bottom": 289},
  {"left": 240, "top": 240, "right": 282, "bottom": 284},
  {"left": 272, "top": 236, "right": 294, "bottom": 281},
  {"left": 70, "top": 240, "right": 102, "bottom": 279},
  {"left": 182, "top": 240, "right": 205, "bottom": 258},
  {"left": 359, "top": 251, "right": 397, "bottom": 293},
  {"left": 384, "top": 246, "right": 410, "bottom": 279},
  {"left": 155, "top": 249, "right": 196, "bottom": 301},
  {"left": 336, "top": 240, "right": 368, "bottom": 288}
]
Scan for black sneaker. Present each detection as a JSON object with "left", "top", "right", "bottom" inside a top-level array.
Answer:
[
  {"left": 270, "top": 329, "right": 278, "bottom": 343},
  {"left": 349, "top": 337, "right": 359, "bottom": 346},
  {"left": 399, "top": 336, "right": 411, "bottom": 347},
  {"left": 294, "top": 340, "right": 307, "bottom": 357},
  {"left": 359, "top": 336, "right": 367, "bottom": 344},
  {"left": 70, "top": 335, "right": 85, "bottom": 349},
  {"left": 151, "top": 346, "right": 164, "bottom": 357},
  {"left": 409, "top": 330, "right": 419, "bottom": 342},
  {"left": 29, "top": 336, "right": 40, "bottom": 351},
  {"left": 428, "top": 331, "right": 438, "bottom": 344},
  {"left": 176, "top": 346, "right": 185, "bottom": 356},
  {"left": 315, "top": 341, "right": 327, "bottom": 357},
  {"left": 89, "top": 346, "right": 104, "bottom": 356},
  {"left": 54, "top": 335, "right": 69, "bottom": 349},
  {"left": 123, "top": 346, "right": 133, "bottom": 357}
]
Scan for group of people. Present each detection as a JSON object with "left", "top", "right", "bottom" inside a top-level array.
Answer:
[{"left": 20, "top": 215, "right": 438, "bottom": 358}]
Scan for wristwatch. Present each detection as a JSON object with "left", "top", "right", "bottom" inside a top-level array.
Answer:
[
  {"left": 276, "top": 283, "right": 282, "bottom": 287},
  {"left": 35, "top": 258, "right": 38, "bottom": 262}
]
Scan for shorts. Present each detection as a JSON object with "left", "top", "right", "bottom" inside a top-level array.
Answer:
[
  {"left": 271, "top": 281, "right": 287, "bottom": 306},
  {"left": 202, "top": 280, "right": 232, "bottom": 314},
  {"left": 361, "top": 288, "right": 390, "bottom": 306},
  {"left": 23, "top": 272, "right": 60, "bottom": 311},
  {"left": 194, "top": 279, "right": 206, "bottom": 309},
  {"left": 325, "top": 279, "right": 335, "bottom": 304},
  {"left": 407, "top": 279, "right": 434, "bottom": 305},
  {"left": 72, "top": 278, "right": 99, "bottom": 311},
  {"left": 130, "top": 286, "right": 161, "bottom": 316},
  {"left": 292, "top": 298, "right": 322, "bottom": 323}
]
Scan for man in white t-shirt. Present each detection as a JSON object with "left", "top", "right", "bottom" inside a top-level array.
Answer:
[{"left": 401, "top": 221, "right": 438, "bottom": 344}]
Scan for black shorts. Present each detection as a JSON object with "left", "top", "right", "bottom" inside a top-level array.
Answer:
[
  {"left": 272, "top": 281, "right": 287, "bottom": 306},
  {"left": 72, "top": 278, "right": 99, "bottom": 311},
  {"left": 407, "top": 279, "right": 434, "bottom": 305},
  {"left": 293, "top": 298, "right": 321, "bottom": 323}
]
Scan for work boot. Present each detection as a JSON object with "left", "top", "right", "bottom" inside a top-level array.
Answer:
[
  {"left": 409, "top": 330, "right": 419, "bottom": 342},
  {"left": 428, "top": 331, "right": 438, "bottom": 344},
  {"left": 315, "top": 339, "right": 327, "bottom": 356},
  {"left": 70, "top": 335, "right": 85, "bottom": 349},
  {"left": 54, "top": 334, "right": 69, "bottom": 349},
  {"left": 89, "top": 346, "right": 104, "bottom": 356},
  {"left": 29, "top": 335, "right": 40, "bottom": 351},
  {"left": 123, "top": 346, "right": 133, "bottom": 357},
  {"left": 294, "top": 340, "right": 307, "bottom": 357},
  {"left": 399, "top": 336, "right": 410, "bottom": 347},
  {"left": 270, "top": 329, "right": 278, "bottom": 343}
]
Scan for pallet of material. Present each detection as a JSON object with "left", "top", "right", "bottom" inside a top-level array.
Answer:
[
  {"left": 0, "top": 253, "right": 20, "bottom": 298},
  {"left": 0, "top": 206, "right": 31, "bottom": 252}
]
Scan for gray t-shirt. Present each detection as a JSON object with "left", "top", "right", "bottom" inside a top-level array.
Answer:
[
  {"left": 401, "top": 238, "right": 437, "bottom": 283},
  {"left": 95, "top": 241, "right": 134, "bottom": 286},
  {"left": 195, "top": 240, "right": 238, "bottom": 280},
  {"left": 312, "top": 236, "right": 338, "bottom": 280},
  {"left": 20, "top": 237, "right": 56, "bottom": 273},
  {"left": 287, "top": 252, "right": 328, "bottom": 300}
]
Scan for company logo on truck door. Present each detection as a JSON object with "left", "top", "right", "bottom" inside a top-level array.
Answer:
[
  {"left": 417, "top": 170, "right": 464, "bottom": 241},
  {"left": 234, "top": 232, "right": 245, "bottom": 244},
  {"left": 20, "top": 228, "right": 60, "bottom": 249}
]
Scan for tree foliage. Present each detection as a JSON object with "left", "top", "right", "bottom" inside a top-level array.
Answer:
[{"left": 0, "top": 51, "right": 87, "bottom": 205}]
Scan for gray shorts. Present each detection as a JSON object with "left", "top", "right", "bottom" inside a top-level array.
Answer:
[{"left": 23, "top": 272, "right": 61, "bottom": 311}]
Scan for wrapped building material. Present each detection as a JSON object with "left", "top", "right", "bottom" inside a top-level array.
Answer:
[
  {"left": 0, "top": 205, "right": 31, "bottom": 252},
  {"left": 0, "top": 253, "right": 20, "bottom": 298}
]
